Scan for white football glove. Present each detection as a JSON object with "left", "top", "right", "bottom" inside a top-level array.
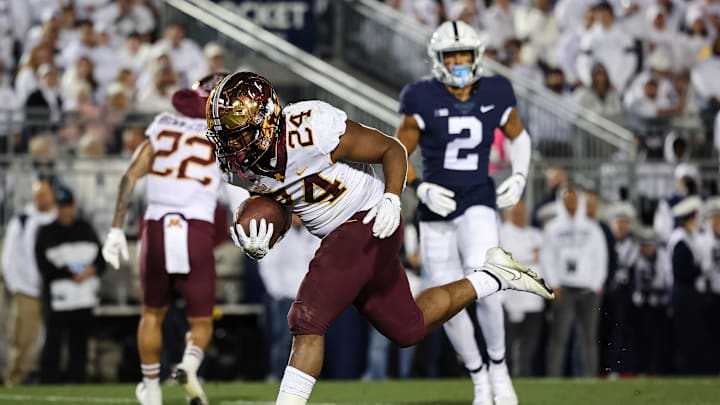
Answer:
[
  {"left": 496, "top": 173, "right": 526, "bottom": 209},
  {"left": 230, "top": 218, "right": 274, "bottom": 260},
  {"left": 416, "top": 182, "right": 456, "bottom": 217},
  {"left": 102, "top": 227, "right": 129, "bottom": 270},
  {"left": 363, "top": 193, "right": 402, "bottom": 239}
]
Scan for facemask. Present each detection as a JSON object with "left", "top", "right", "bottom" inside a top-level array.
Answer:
[{"left": 451, "top": 65, "right": 472, "bottom": 87}]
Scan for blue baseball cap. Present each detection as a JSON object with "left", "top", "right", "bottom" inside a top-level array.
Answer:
[{"left": 55, "top": 186, "right": 75, "bottom": 205}]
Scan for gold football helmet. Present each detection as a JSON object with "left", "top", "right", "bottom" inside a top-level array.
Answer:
[{"left": 205, "top": 71, "right": 282, "bottom": 176}]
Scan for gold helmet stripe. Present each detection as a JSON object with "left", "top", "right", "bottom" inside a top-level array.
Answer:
[{"left": 211, "top": 73, "right": 235, "bottom": 130}]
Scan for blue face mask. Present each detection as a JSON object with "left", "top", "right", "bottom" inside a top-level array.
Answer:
[{"left": 451, "top": 65, "right": 471, "bottom": 87}]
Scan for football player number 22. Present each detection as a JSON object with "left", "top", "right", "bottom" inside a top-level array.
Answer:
[
  {"left": 151, "top": 130, "right": 215, "bottom": 185},
  {"left": 444, "top": 116, "right": 482, "bottom": 171}
]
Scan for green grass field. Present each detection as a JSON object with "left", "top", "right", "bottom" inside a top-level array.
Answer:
[{"left": 1, "top": 378, "right": 719, "bottom": 405}]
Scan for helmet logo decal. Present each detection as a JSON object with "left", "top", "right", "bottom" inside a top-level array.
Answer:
[{"left": 204, "top": 71, "right": 283, "bottom": 178}]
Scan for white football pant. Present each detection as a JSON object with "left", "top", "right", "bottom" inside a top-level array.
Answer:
[{"left": 420, "top": 205, "right": 506, "bottom": 371}]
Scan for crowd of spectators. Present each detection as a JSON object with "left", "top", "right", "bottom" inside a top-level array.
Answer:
[
  {"left": 0, "top": 0, "right": 230, "bottom": 155},
  {"left": 385, "top": 0, "right": 720, "bottom": 158}
]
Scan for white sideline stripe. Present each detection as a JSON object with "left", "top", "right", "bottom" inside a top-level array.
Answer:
[
  {"left": 0, "top": 394, "right": 136, "bottom": 403},
  {"left": 220, "top": 402, "right": 343, "bottom": 405}
]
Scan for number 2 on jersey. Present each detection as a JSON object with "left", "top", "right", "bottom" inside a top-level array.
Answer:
[{"left": 444, "top": 116, "right": 482, "bottom": 171}]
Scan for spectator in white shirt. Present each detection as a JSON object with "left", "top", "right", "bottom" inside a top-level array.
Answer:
[
  {"left": 74, "top": 0, "right": 111, "bottom": 20},
  {"left": 1, "top": 180, "right": 57, "bottom": 387},
  {"left": 655, "top": 0, "right": 686, "bottom": 31},
  {"left": 153, "top": 24, "right": 207, "bottom": 88},
  {"left": 482, "top": 0, "right": 516, "bottom": 49},
  {"left": 554, "top": 0, "right": 594, "bottom": 31},
  {"left": 683, "top": 12, "right": 712, "bottom": 69},
  {"left": 89, "top": 23, "right": 120, "bottom": 88},
  {"left": 57, "top": 19, "right": 94, "bottom": 69},
  {"left": 514, "top": 0, "right": 560, "bottom": 67},
  {"left": 504, "top": 38, "right": 543, "bottom": 83},
  {"left": 686, "top": 0, "right": 720, "bottom": 37},
  {"left": 572, "top": 63, "right": 623, "bottom": 121},
  {"left": 92, "top": 0, "right": 155, "bottom": 42},
  {"left": 644, "top": 5, "right": 683, "bottom": 70},
  {"left": 0, "top": 0, "right": 30, "bottom": 68},
  {"left": 24, "top": 8, "right": 62, "bottom": 56},
  {"left": 135, "top": 62, "right": 178, "bottom": 113},
  {"left": 690, "top": 36, "right": 720, "bottom": 119},
  {"left": 500, "top": 200, "right": 545, "bottom": 377},
  {"left": 27, "top": 0, "right": 64, "bottom": 25},
  {"left": 15, "top": 44, "right": 54, "bottom": 104},
  {"left": 117, "top": 32, "right": 152, "bottom": 75},
  {"left": 624, "top": 78, "right": 664, "bottom": 119},
  {"left": 555, "top": 6, "right": 594, "bottom": 86},
  {"left": 624, "top": 49, "right": 683, "bottom": 119},
  {"left": 61, "top": 56, "right": 98, "bottom": 110},
  {"left": 0, "top": 73, "right": 22, "bottom": 152},
  {"left": 576, "top": 1, "right": 638, "bottom": 92},
  {"left": 543, "top": 185, "right": 608, "bottom": 377},
  {"left": 386, "top": 0, "right": 441, "bottom": 27},
  {"left": 203, "top": 42, "right": 230, "bottom": 75},
  {"left": 670, "top": 71, "right": 704, "bottom": 140},
  {"left": 259, "top": 215, "right": 320, "bottom": 380}
]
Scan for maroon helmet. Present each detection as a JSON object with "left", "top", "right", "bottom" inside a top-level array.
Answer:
[{"left": 171, "top": 72, "right": 229, "bottom": 119}]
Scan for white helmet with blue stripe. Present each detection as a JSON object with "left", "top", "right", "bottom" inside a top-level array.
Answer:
[{"left": 428, "top": 21, "right": 486, "bottom": 88}]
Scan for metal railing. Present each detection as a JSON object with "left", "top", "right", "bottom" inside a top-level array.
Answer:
[
  {"left": 336, "top": 0, "right": 637, "bottom": 159},
  {"left": 161, "top": 0, "right": 399, "bottom": 135}
]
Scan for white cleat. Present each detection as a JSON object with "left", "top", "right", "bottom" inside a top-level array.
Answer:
[
  {"left": 471, "top": 367, "right": 493, "bottom": 405},
  {"left": 174, "top": 366, "right": 209, "bottom": 405},
  {"left": 482, "top": 247, "right": 555, "bottom": 300},
  {"left": 489, "top": 361, "right": 518, "bottom": 405},
  {"left": 135, "top": 381, "right": 162, "bottom": 405}
]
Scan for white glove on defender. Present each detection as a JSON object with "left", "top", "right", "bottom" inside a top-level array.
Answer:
[
  {"left": 231, "top": 218, "right": 274, "bottom": 260},
  {"left": 363, "top": 193, "right": 402, "bottom": 239},
  {"left": 102, "top": 227, "right": 129, "bottom": 270},
  {"left": 496, "top": 173, "right": 526, "bottom": 208},
  {"left": 416, "top": 182, "right": 456, "bottom": 217}
]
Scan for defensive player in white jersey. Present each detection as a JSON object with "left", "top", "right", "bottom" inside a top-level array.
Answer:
[
  {"left": 102, "top": 73, "right": 228, "bottom": 405},
  {"left": 205, "top": 71, "right": 553, "bottom": 405},
  {"left": 396, "top": 21, "right": 532, "bottom": 405}
]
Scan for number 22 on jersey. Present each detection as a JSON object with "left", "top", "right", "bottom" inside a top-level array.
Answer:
[
  {"left": 150, "top": 129, "right": 216, "bottom": 185},
  {"left": 444, "top": 116, "right": 483, "bottom": 171}
]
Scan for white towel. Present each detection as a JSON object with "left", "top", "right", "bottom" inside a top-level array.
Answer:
[{"left": 163, "top": 214, "right": 190, "bottom": 274}]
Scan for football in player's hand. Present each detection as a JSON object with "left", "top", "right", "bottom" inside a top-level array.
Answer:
[{"left": 234, "top": 195, "right": 292, "bottom": 248}]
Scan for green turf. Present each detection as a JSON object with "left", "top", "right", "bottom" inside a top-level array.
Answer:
[{"left": 0, "top": 378, "right": 718, "bottom": 405}]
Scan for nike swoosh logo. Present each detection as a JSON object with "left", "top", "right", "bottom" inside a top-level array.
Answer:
[
  {"left": 497, "top": 266, "right": 522, "bottom": 280},
  {"left": 480, "top": 105, "right": 495, "bottom": 113},
  {"left": 296, "top": 166, "right": 307, "bottom": 176}
]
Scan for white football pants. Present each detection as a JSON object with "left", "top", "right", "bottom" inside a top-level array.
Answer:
[{"left": 420, "top": 205, "right": 506, "bottom": 371}]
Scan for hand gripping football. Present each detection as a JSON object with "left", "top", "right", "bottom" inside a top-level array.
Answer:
[{"left": 234, "top": 195, "right": 292, "bottom": 248}]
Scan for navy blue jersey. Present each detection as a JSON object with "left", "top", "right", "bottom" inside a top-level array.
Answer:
[{"left": 400, "top": 76, "right": 517, "bottom": 221}]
